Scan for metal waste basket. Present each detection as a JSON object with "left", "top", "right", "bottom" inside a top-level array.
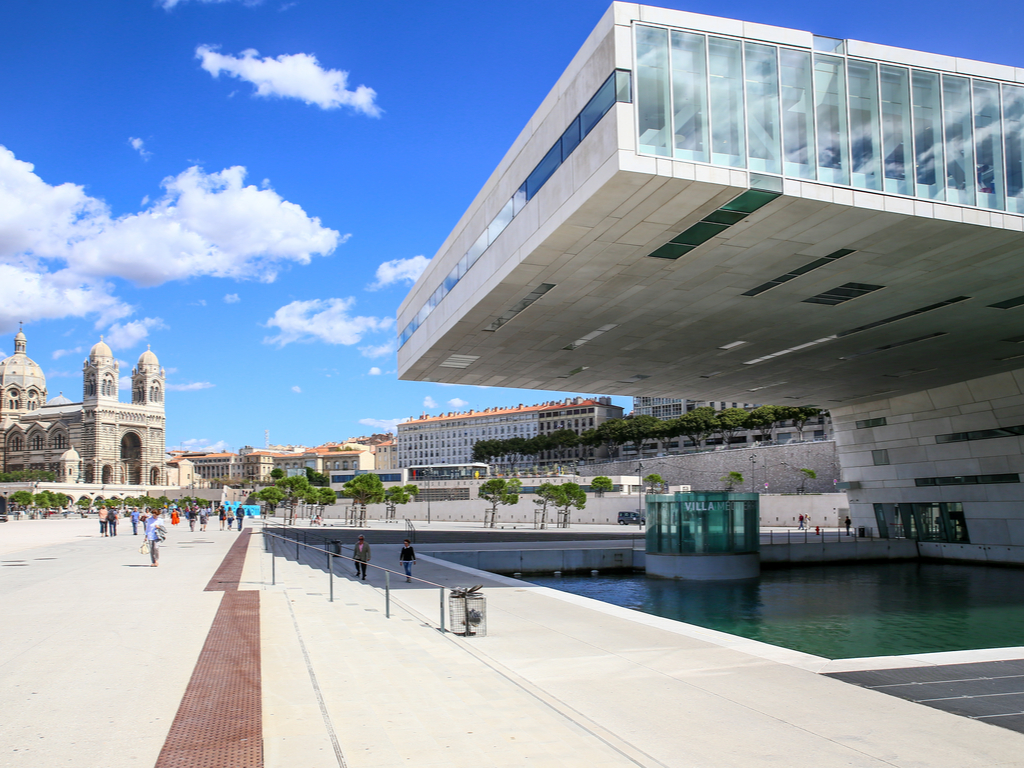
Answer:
[
  {"left": 330, "top": 539, "right": 342, "bottom": 555},
  {"left": 857, "top": 526, "right": 867, "bottom": 538},
  {"left": 449, "top": 586, "right": 486, "bottom": 637}
]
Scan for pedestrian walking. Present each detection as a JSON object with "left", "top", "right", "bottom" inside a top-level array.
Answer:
[
  {"left": 108, "top": 508, "right": 119, "bottom": 536},
  {"left": 399, "top": 539, "right": 416, "bottom": 583},
  {"left": 845, "top": 516, "right": 852, "bottom": 536},
  {"left": 219, "top": 506, "right": 227, "bottom": 531},
  {"left": 353, "top": 535, "right": 371, "bottom": 580},
  {"left": 171, "top": 509, "right": 180, "bottom": 527},
  {"left": 131, "top": 507, "right": 141, "bottom": 535},
  {"left": 798, "top": 514, "right": 805, "bottom": 530},
  {"left": 199, "top": 509, "right": 209, "bottom": 532},
  {"left": 98, "top": 507, "right": 108, "bottom": 536},
  {"left": 145, "top": 510, "right": 167, "bottom": 567},
  {"left": 187, "top": 508, "right": 197, "bottom": 532},
  {"left": 234, "top": 505, "right": 243, "bottom": 531}
]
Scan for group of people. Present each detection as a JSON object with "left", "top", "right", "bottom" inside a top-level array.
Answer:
[{"left": 351, "top": 536, "right": 418, "bottom": 583}]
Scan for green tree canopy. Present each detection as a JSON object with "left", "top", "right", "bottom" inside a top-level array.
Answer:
[
  {"left": 254, "top": 486, "right": 286, "bottom": 511},
  {"left": 479, "top": 478, "right": 522, "bottom": 527},
  {"left": 589, "top": 476, "right": 613, "bottom": 497},
  {"left": 550, "top": 481, "right": 586, "bottom": 527},
  {"left": 270, "top": 467, "right": 286, "bottom": 480},
  {"left": 10, "top": 490, "right": 34, "bottom": 508},
  {"left": 720, "top": 471, "right": 743, "bottom": 491},
  {"left": 304, "top": 467, "right": 330, "bottom": 487},
  {"left": 643, "top": 473, "right": 664, "bottom": 493},
  {"left": 716, "top": 408, "right": 750, "bottom": 447},
  {"left": 745, "top": 405, "right": 782, "bottom": 442},
  {"left": 384, "top": 484, "right": 418, "bottom": 518}
]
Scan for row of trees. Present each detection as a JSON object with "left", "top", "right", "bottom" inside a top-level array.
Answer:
[
  {"left": 473, "top": 405, "right": 824, "bottom": 465},
  {"left": 477, "top": 478, "right": 587, "bottom": 529},
  {"left": 8, "top": 492, "right": 181, "bottom": 510}
]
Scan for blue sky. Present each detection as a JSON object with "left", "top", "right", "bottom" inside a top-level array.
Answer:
[{"left": 2, "top": 0, "right": 1022, "bottom": 453}]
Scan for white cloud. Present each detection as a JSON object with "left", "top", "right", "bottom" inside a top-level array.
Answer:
[
  {"left": 224, "top": 293, "right": 240, "bottom": 303},
  {"left": 51, "top": 346, "right": 82, "bottom": 360},
  {"left": 358, "top": 417, "right": 401, "bottom": 433},
  {"left": 166, "top": 381, "right": 215, "bottom": 391},
  {"left": 368, "top": 255, "right": 430, "bottom": 290},
  {"left": 196, "top": 45, "right": 380, "bottom": 116},
  {"left": 129, "top": 137, "right": 152, "bottom": 161},
  {"left": 178, "top": 438, "right": 232, "bottom": 453},
  {"left": 368, "top": 367, "right": 381, "bottom": 375},
  {"left": 104, "top": 317, "right": 167, "bottom": 350},
  {"left": 359, "top": 339, "right": 396, "bottom": 359},
  {"left": 0, "top": 145, "right": 342, "bottom": 331},
  {"left": 447, "top": 398, "right": 468, "bottom": 408},
  {"left": 263, "top": 297, "right": 392, "bottom": 347},
  {"left": 291, "top": 385, "right": 302, "bottom": 393},
  {"left": 423, "top": 396, "right": 437, "bottom": 409},
  {"left": 119, "top": 375, "right": 132, "bottom": 390}
]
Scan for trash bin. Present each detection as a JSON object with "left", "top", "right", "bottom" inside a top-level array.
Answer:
[
  {"left": 857, "top": 526, "right": 867, "bottom": 538},
  {"left": 330, "top": 540, "right": 342, "bottom": 555},
  {"left": 449, "top": 586, "right": 486, "bottom": 637}
]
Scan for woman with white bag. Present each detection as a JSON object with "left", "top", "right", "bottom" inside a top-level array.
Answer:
[{"left": 144, "top": 510, "right": 167, "bottom": 567}]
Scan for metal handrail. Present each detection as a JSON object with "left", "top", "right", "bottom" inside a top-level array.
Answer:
[{"left": 262, "top": 530, "right": 447, "bottom": 632}]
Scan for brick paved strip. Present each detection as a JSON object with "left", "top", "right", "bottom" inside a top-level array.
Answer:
[
  {"left": 205, "top": 528, "right": 252, "bottom": 591},
  {"left": 154, "top": 590, "right": 262, "bottom": 768}
]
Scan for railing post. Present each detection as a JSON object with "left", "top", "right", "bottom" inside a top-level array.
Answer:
[
  {"left": 296, "top": 535, "right": 300, "bottom": 561},
  {"left": 272, "top": 540, "right": 276, "bottom": 586},
  {"left": 385, "top": 570, "right": 390, "bottom": 619},
  {"left": 329, "top": 553, "right": 333, "bottom": 602},
  {"left": 439, "top": 587, "right": 445, "bottom": 633}
]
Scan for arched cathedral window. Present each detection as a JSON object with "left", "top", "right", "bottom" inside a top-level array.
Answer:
[
  {"left": 52, "top": 433, "right": 68, "bottom": 450},
  {"left": 9, "top": 436, "right": 23, "bottom": 452},
  {"left": 150, "top": 385, "right": 161, "bottom": 403},
  {"left": 30, "top": 434, "right": 44, "bottom": 451},
  {"left": 86, "top": 377, "right": 96, "bottom": 397}
]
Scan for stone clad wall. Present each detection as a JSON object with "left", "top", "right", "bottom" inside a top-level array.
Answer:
[{"left": 578, "top": 441, "right": 841, "bottom": 494}]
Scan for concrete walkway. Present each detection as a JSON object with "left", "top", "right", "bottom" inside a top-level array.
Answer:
[{"left": 3, "top": 518, "right": 1024, "bottom": 767}]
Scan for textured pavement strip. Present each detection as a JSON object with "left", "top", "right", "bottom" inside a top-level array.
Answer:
[
  {"left": 154, "top": 530, "right": 262, "bottom": 768},
  {"left": 248, "top": 527, "right": 1024, "bottom": 768},
  {"left": 0, "top": 518, "right": 243, "bottom": 767}
]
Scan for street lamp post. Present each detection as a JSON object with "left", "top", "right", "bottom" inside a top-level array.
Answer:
[
  {"left": 425, "top": 469, "right": 432, "bottom": 525},
  {"left": 637, "top": 461, "right": 644, "bottom": 517},
  {"left": 749, "top": 454, "right": 757, "bottom": 493}
]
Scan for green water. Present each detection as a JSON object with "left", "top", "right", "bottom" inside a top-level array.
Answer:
[{"left": 527, "top": 562, "right": 1024, "bottom": 659}]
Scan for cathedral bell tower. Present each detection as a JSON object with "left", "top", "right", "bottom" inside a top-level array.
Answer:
[
  {"left": 132, "top": 346, "right": 164, "bottom": 406},
  {"left": 83, "top": 338, "right": 119, "bottom": 402}
]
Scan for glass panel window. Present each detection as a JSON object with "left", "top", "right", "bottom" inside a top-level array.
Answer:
[
  {"left": 1004, "top": 84, "right": 1024, "bottom": 214},
  {"left": 670, "top": 30, "right": 708, "bottom": 163},
  {"left": 880, "top": 65, "right": 912, "bottom": 195},
  {"left": 708, "top": 36, "right": 745, "bottom": 168},
  {"left": 974, "top": 80, "right": 1005, "bottom": 211},
  {"left": 780, "top": 49, "right": 815, "bottom": 179},
  {"left": 848, "top": 60, "right": 882, "bottom": 190},
  {"left": 636, "top": 25, "right": 671, "bottom": 157},
  {"left": 912, "top": 70, "right": 944, "bottom": 200},
  {"left": 744, "top": 42, "right": 781, "bottom": 174},
  {"left": 814, "top": 54, "right": 849, "bottom": 185},
  {"left": 942, "top": 75, "right": 975, "bottom": 206}
]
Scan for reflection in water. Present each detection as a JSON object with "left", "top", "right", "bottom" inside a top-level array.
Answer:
[{"left": 527, "top": 562, "right": 1024, "bottom": 659}]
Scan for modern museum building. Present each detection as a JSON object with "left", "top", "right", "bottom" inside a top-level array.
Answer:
[{"left": 398, "top": 2, "right": 1024, "bottom": 563}]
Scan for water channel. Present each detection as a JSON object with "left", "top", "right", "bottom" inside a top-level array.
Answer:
[{"left": 527, "top": 562, "right": 1024, "bottom": 659}]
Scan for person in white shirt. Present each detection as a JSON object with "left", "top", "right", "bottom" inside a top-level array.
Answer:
[{"left": 145, "top": 511, "right": 167, "bottom": 567}]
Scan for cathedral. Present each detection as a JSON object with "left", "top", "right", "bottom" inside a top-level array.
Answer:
[{"left": 0, "top": 330, "right": 167, "bottom": 485}]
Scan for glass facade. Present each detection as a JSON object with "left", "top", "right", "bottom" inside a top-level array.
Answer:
[
  {"left": 399, "top": 70, "right": 631, "bottom": 349},
  {"left": 646, "top": 492, "right": 759, "bottom": 554},
  {"left": 873, "top": 502, "right": 970, "bottom": 543},
  {"left": 635, "top": 23, "right": 1024, "bottom": 214}
]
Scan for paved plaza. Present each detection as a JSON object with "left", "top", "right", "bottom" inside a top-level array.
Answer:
[{"left": 3, "top": 517, "right": 1024, "bottom": 767}]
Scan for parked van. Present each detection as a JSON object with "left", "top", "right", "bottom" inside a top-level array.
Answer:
[{"left": 617, "top": 511, "right": 644, "bottom": 526}]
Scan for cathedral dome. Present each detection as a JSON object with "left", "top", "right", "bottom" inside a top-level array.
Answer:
[
  {"left": 138, "top": 346, "right": 159, "bottom": 367},
  {"left": 0, "top": 331, "right": 46, "bottom": 392},
  {"left": 47, "top": 392, "right": 73, "bottom": 406},
  {"left": 89, "top": 338, "right": 113, "bottom": 361}
]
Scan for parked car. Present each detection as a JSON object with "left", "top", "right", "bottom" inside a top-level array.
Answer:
[{"left": 617, "top": 511, "right": 645, "bottom": 525}]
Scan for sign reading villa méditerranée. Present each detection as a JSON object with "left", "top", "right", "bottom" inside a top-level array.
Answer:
[{"left": 646, "top": 492, "right": 759, "bottom": 555}]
